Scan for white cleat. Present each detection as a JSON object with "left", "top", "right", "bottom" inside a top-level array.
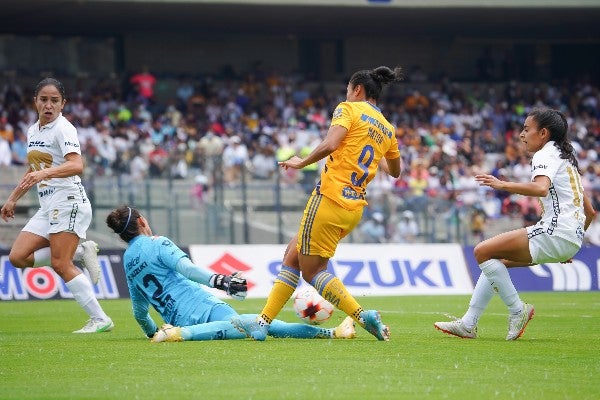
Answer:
[
  {"left": 506, "top": 303, "right": 535, "bottom": 340},
  {"left": 73, "top": 318, "right": 114, "bottom": 333},
  {"left": 434, "top": 319, "right": 477, "bottom": 339}
]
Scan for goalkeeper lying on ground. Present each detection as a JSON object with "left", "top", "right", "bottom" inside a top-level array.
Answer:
[{"left": 106, "top": 205, "right": 355, "bottom": 342}]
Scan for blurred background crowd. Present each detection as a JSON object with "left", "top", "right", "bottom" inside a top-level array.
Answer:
[{"left": 1, "top": 67, "right": 598, "bottom": 246}]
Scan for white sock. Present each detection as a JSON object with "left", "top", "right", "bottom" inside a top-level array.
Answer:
[
  {"left": 65, "top": 274, "right": 109, "bottom": 320},
  {"left": 479, "top": 259, "right": 523, "bottom": 314},
  {"left": 73, "top": 244, "right": 84, "bottom": 262},
  {"left": 33, "top": 247, "right": 52, "bottom": 267},
  {"left": 461, "top": 273, "right": 495, "bottom": 329}
]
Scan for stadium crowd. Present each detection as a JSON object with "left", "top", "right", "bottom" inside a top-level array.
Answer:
[{"left": 1, "top": 67, "right": 599, "bottom": 245}]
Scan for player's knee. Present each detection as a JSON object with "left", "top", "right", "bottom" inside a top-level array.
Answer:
[
  {"left": 8, "top": 252, "right": 28, "bottom": 268},
  {"left": 473, "top": 243, "right": 489, "bottom": 265}
]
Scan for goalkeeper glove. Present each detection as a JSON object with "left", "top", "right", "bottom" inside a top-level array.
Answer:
[{"left": 211, "top": 272, "right": 247, "bottom": 300}]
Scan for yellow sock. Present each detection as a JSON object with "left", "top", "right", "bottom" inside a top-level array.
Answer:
[
  {"left": 260, "top": 266, "right": 299, "bottom": 324},
  {"left": 314, "top": 273, "right": 365, "bottom": 327}
]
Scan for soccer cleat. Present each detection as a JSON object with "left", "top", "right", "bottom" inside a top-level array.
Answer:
[
  {"left": 434, "top": 319, "right": 478, "bottom": 339},
  {"left": 506, "top": 303, "right": 535, "bottom": 340},
  {"left": 333, "top": 316, "right": 356, "bottom": 339},
  {"left": 361, "top": 310, "right": 390, "bottom": 341},
  {"left": 151, "top": 324, "right": 184, "bottom": 343},
  {"left": 231, "top": 315, "right": 268, "bottom": 341},
  {"left": 81, "top": 240, "right": 101, "bottom": 285},
  {"left": 73, "top": 318, "right": 114, "bottom": 333}
]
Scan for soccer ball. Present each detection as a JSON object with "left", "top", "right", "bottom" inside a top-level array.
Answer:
[{"left": 293, "top": 287, "right": 334, "bottom": 325}]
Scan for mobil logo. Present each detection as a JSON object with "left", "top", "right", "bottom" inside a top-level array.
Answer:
[
  {"left": 207, "top": 252, "right": 256, "bottom": 290},
  {"left": 0, "top": 255, "right": 120, "bottom": 300}
]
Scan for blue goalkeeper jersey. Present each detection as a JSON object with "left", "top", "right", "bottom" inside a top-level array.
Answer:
[{"left": 123, "top": 235, "right": 224, "bottom": 329}]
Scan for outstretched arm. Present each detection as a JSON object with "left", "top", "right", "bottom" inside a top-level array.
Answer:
[
  {"left": 176, "top": 257, "right": 247, "bottom": 300},
  {"left": 1, "top": 167, "right": 32, "bottom": 222},
  {"left": 475, "top": 174, "right": 551, "bottom": 197},
  {"left": 279, "top": 125, "right": 347, "bottom": 170}
]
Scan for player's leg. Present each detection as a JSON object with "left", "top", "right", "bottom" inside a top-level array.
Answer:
[
  {"left": 462, "top": 273, "right": 495, "bottom": 329},
  {"left": 434, "top": 273, "right": 493, "bottom": 338},
  {"left": 300, "top": 196, "right": 389, "bottom": 341},
  {"left": 9, "top": 210, "right": 52, "bottom": 268},
  {"left": 11, "top": 209, "right": 100, "bottom": 283},
  {"left": 152, "top": 321, "right": 246, "bottom": 342},
  {"left": 48, "top": 203, "right": 112, "bottom": 333},
  {"left": 8, "top": 231, "right": 50, "bottom": 268},
  {"left": 268, "top": 315, "right": 355, "bottom": 339},
  {"left": 474, "top": 228, "right": 534, "bottom": 340},
  {"left": 258, "top": 236, "right": 302, "bottom": 324},
  {"left": 231, "top": 236, "right": 302, "bottom": 341}
]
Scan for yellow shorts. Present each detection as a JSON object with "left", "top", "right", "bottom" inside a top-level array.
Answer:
[{"left": 296, "top": 194, "right": 363, "bottom": 258}]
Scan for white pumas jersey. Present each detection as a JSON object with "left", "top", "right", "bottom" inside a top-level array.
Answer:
[
  {"left": 527, "top": 140, "right": 587, "bottom": 245},
  {"left": 27, "top": 113, "right": 86, "bottom": 209}
]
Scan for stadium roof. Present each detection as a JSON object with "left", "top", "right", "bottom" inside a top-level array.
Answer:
[{"left": 1, "top": 0, "right": 599, "bottom": 39}]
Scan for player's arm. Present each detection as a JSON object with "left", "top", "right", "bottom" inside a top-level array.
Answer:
[
  {"left": 1, "top": 167, "right": 32, "bottom": 222},
  {"left": 129, "top": 285, "right": 159, "bottom": 338},
  {"left": 279, "top": 125, "right": 347, "bottom": 170},
  {"left": 176, "top": 257, "right": 248, "bottom": 300},
  {"left": 378, "top": 156, "right": 402, "bottom": 178},
  {"left": 475, "top": 174, "right": 551, "bottom": 197}
]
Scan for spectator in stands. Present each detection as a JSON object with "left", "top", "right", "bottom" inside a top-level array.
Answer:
[
  {"left": 129, "top": 66, "right": 156, "bottom": 105},
  {"left": 480, "top": 189, "right": 502, "bottom": 219},
  {"left": 392, "top": 210, "right": 419, "bottom": 243},
  {"left": 360, "top": 212, "right": 387, "bottom": 243},
  {"left": 222, "top": 135, "right": 249, "bottom": 184},
  {"left": 10, "top": 128, "right": 27, "bottom": 166},
  {"left": 148, "top": 144, "right": 169, "bottom": 178},
  {"left": 470, "top": 206, "right": 487, "bottom": 242},
  {"left": 407, "top": 160, "right": 429, "bottom": 211},
  {"left": 129, "top": 148, "right": 149, "bottom": 182},
  {"left": 0, "top": 134, "right": 11, "bottom": 166},
  {"left": 248, "top": 145, "right": 277, "bottom": 180},
  {"left": 512, "top": 155, "right": 531, "bottom": 183}
]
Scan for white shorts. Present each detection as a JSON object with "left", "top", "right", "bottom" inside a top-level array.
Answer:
[
  {"left": 23, "top": 201, "right": 92, "bottom": 240},
  {"left": 527, "top": 230, "right": 580, "bottom": 264}
]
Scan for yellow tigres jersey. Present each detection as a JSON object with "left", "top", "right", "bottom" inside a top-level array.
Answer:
[{"left": 317, "top": 101, "right": 400, "bottom": 210}]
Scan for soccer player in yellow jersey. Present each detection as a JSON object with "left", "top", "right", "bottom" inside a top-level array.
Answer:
[{"left": 233, "top": 66, "right": 403, "bottom": 341}]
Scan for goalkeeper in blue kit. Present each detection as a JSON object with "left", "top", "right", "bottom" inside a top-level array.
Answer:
[{"left": 106, "top": 205, "right": 355, "bottom": 342}]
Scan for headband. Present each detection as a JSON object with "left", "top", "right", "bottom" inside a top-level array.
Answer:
[{"left": 119, "top": 207, "right": 133, "bottom": 234}]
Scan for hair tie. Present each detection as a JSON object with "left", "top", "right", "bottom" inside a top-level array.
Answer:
[{"left": 119, "top": 207, "right": 133, "bottom": 234}]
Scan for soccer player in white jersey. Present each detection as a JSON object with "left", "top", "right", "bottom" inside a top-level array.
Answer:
[
  {"left": 435, "top": 108, "right": 596, "bottom": 340},
  {"left": 1, "top": 78, "right": 113, "bottom": 333},
  {"left": 106, "top": 205, "right": 356, "bottom": 342}
]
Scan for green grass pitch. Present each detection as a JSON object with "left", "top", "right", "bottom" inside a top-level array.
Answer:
[{"left": 1, "top": 292, "right": 599, "bottom": 399}]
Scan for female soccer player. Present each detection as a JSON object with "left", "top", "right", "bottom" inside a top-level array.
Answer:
[
  {"left": 105, "top": 206, "right": 356, "bottom": 342},
  {"left": 435, "top": 108, "right": 596, "bottom": 340},
  {"left": 1, "top": 78, "right": 113, "bottom": 333},
  {"left": 232, "top": 66, "right": 403, "bottom": 341}
]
